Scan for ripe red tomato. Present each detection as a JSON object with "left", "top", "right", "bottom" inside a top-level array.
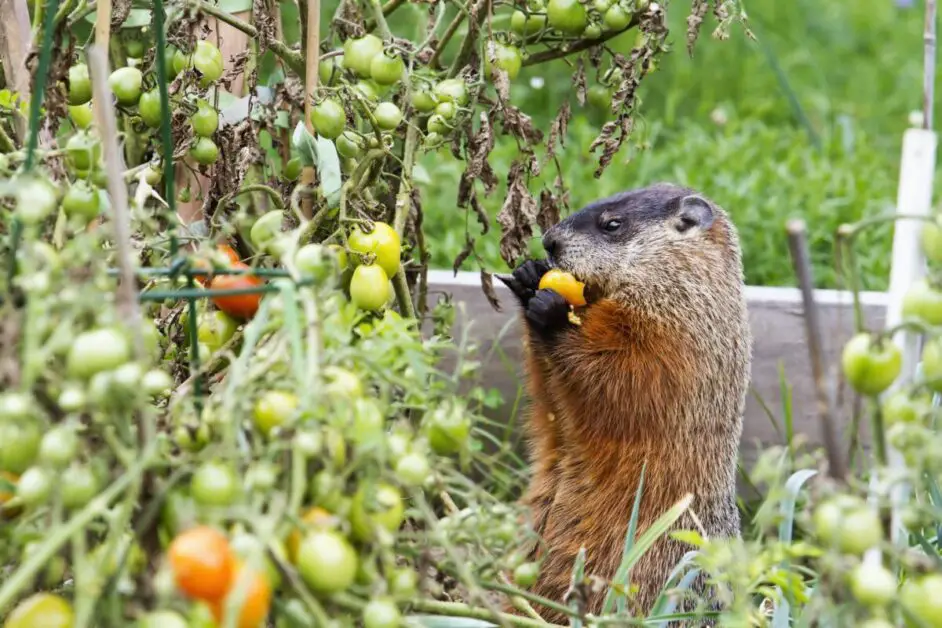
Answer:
[
  {"left": 168, "top": 525, "right": 235, "bottom": 600},
  {"left": 209, "top": 560, "right": 272, "bottom": 628},
  {"left": 210, "top": 263, "right": 264, "bottom": 320}
]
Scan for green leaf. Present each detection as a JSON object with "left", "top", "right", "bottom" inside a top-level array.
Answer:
[
  {"left": 217, "top": 0, "right": 253, "bottom": 12},
  {"left": 291, "top": 122, "right": 342, "bottom": 208},
  {"left": 603, "top": 463, "right": 647, "bottom": 615}
]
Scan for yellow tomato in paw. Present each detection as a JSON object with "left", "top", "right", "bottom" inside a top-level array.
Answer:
[{"left": 539, "top": 269, "right": 586, "bottom": 307}]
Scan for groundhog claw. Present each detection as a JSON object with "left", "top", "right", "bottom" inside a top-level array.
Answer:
[
  {"left": 525, "top": 289, "right": 571, "bottom": 335},
  {"left": 498, "top": 259, "right": 551, "bottom": 306}
]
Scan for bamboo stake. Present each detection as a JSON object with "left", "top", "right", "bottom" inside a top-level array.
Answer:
[
  {"left": 299, "top": 0, "right": 320, "bottom": 219},
  {"left": 93, "top": 0, "right": 112, "bottom": 126}
]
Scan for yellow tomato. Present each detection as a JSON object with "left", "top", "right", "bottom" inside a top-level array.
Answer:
[{"left": 539, "top": 269, "right": 586, "bottom": 307}]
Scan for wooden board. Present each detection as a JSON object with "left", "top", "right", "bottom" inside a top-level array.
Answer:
[{"left": 425, "top": 271, "right": 888, "bottom": 492}]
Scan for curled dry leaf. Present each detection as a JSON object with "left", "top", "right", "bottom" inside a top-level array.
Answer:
[
  {"left": 544, "top": 101, "right": 571, "bottom": 168},
  {"left": 496, "top": 162, "right": 539, "bottom": 267},
  {"left": 480, "top": 270, "right": 501, "bottom": 312},
  {"left": 453, "top": 237, "right": 475, "bottom": 275},
  {"left": 572, "top": 60, "right": 587, "bottom": 107},
  {"left": 687, "top": 0, "right": 710, "bottom": 55},
  {"left": 537, "top": 189, "right": 561, "bottom": 233}
]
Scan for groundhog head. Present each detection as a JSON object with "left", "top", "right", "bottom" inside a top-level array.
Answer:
[{"left": 542, "top": 183, "right": 742, "bottom": 306}]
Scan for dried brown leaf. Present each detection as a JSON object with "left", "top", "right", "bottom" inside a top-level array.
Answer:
[
  {"left": 572, "top": 59, "right": 587, "bottom": 107},
  {"left": 457, "top": 112, "right": 497, "bottom": 209},
  {"left": 687, "top": 0, "right": 709, "bottom": 55},
  {"left": 480, "top": 269, "right": 501, "bottom": 312},
  {"left": 470, "top": 194, "right": 489, "bottom": 234},
  {"left": 544, "top": 101, "right": 570, "bottom": 166},
  {"left": 537, "top": 189, "right": 561, "bottom": 233},
  {"left": 453, "top": 238, "right": 475, "bottom": 275},
  {"left": 496, "top": 161, "right": 539, "bottom": 266},
  {"left": 252, "top": 0, "right": 277, "bottom": 52}
]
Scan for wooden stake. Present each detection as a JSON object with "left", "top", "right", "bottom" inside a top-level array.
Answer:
[
  {"left": 93, "top": 0, "right": 112, "bottom": 126},
  {"left": 299, "top": 0, "right": 320, "bottom": 219}
]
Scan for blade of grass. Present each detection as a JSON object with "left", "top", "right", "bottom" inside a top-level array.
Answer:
[
  {"left": 604, "top": 491, "right": 694, "bottom": 617},
  {"left": 771, "top": 468, "right": 818, "bottom": 628},
  {"left": 601, "top": 463, "right": 647, "bottom": 615},
  {"left": 778, "top": 363, "right": 794, "bottom": 459},
  {"left": 568, "top": 548, "right": 587, "bottom": 628}
]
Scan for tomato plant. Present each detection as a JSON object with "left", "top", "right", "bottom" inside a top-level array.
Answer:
[
  {"left": 841, "top": 333, "right": 902, "bottom": 396},
  {"left": 253, "top": 390, "right": 299, "bottom": 435},
  {"left": 67, "top": 63, "right": 92, "bottom": 106},
  {"left": 547, "top": 0, "right": 588, "bottom": 34},
  {"left": 191, "top": 102, "right": 220, "bottom": 137},
  {"left": 209, "top": 561, "right": 272, "bottom": 628},
  {"left": 343, "top": 34, "right": 384, "bottom": 78}
]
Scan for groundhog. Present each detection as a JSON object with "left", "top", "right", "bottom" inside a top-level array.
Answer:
[{"left": 498, "top": 183, "right": 752, "bottom": 622}]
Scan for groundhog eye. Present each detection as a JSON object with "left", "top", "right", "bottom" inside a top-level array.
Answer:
[{"left": 603, "top": 219, "right": 622, "bottom": 232}]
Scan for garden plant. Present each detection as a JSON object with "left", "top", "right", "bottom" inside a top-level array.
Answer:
[{"left": 3, "top": 0, "right": 942, "bottom": 626}]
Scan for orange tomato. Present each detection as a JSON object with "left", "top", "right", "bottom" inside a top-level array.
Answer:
[
  {"left": 168, "top": 525, "right": 234, "bottom": 601},
  {"left": 539, "top": 269, "right": 587, "bottom": 307},
  {"left": 286, "top": 506, "right": 333, "bottom": 564},
  {"left": 209, "top": 262, "right": 264, "bottom": 320},
  {"left": 193, "top": 244, "right": 241, "bottom": 286},
  {"left": 209, "top": 560, "right": 271, "bottom": 628}
]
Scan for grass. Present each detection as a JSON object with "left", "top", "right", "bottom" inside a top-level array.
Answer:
[{"left": 420, "top": 0, "right": 939, "bottom": 290}]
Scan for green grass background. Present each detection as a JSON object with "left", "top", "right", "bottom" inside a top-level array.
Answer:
[{"left": 418, "top": 0, "right": 938, "bottom": 290}]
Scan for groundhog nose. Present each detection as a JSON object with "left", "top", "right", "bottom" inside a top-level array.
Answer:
[{"left": 542, "top": 231, "right": 560, "bottom": 260}]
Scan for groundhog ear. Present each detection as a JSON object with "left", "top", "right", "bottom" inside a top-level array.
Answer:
[{"left": 675, "top": 195, "right": 714, "bottom": 232}]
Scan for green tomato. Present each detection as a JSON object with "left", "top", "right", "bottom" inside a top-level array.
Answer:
[
  {"left": 351, "top": 398, "right": 385, "bottom": 448},
  {"left": 902, "top": 574, "right": 942, "bottom": 626},
  {"left": 424, "top": 404, "right": 471, "bottom": 455},
  {"left": 546, "top": 0, "right": 587, "bottom": 34},
  {"left": 284, "top": 157, "right": 302, "bottom": 181},
  {"left": 17, "top": 466, "right": 51, "bottom": 506},
  {"left": 587, "top": 84, "right": 612, "bottom": 110},
  {"left": 370, "top": 52, "right": 405, "bottom": 85},
  {"left": 253, "top": 390, "right": 299, "bottom": 436},
  {"left": 108, "top": 66, "right": 144, "bottom": 106},
  {"left": 323, "top": 366, "right": 364, "bottom": 399},
  {"left": 882, "top": 389, "right": 930, "bottom": 425},
  {"left": 319, "top": 55, "right": 344, "bottom": 86},
  {"left": 511, "top": 10, "right": 547, "bottom": 35},
  {"left": 138, "top": 611, "right": 189, "bottom": 628},
  {"left": 190, "top": 137, "right": 219, "bottom": 166},
  {"left": 172, "top": 48, "right": 190, "bottom": 77},
  {"left": 389, "top": 568, "right": 418, "bottom": 598},
  {"left": 336, "top": 131, "right": 365, "bottom": 159},
  {"left": 196, "top": 310, "right": 238, "bottom": 352},
  {"left": 67, "top": 327, "right": 131, "bottom": 379},
  {"left": 69, "top": 103, "right": 94, "bottom": 129},
  {"left": 427, "top": 114, "right": 450, "bottom": 135},
  {"left": 62, "top": 181, "right": 101, "bottom": 222},
  {"left": 65, "top": 131, "right": 102, "bottom": 172},
  {"left": 296, "top": 530, "right": 358, "bottom": 593},
  {"left": 350, "top": 482, "right": 405, "bottom": 541},
  {"left": 191, "top": 103, "right": 219, "bottom": 137},
  {"left": 192, "top": 40, "right": 224, "bottom": 86},
  {"left": 902, "top": 278, "right": 942, "bottom": 325},
  {"left": 3, "top": 593, "right": 74, "bottom": 628},
  {"left": 14, "top": 176, "right": 58, "bottom": 225},
  {"left": 68, "top": 64, "right": 93, "bottom": 106},
  {"left": 39, "top": 426, "right": 78, "bottom": 468},
  {"left": 124, "top": 37, "right": 145, "bottom": 59},
  {"left": 838, "top": 507, "right": 883, "bottom": 555},
  {"left": 312, "top": 99, "right": 346, "bottom": 140},
  {"left": 849, "top": 561, "right": 896, "bottom": 607},
  {"left": 362, "top": 598, "right": 401, "bottom": 628},
  {"left": 841, "top": 333, "right": 902, "bottom": 396},
  {"left": 484, "top": 42, "right": 523, "bottom": 81},
  {"left": 353, "top": 80, "right": 379, "bottom": 102},
  {"left": 435, "top": 101, "right": 457, "bottom": 120},
  {"left": 583, "top": 23, "right": 602, "bottom": 39},
  {"left": 922, "top": 219, "right": 942, "bottom": 263},
  {"left": 394, "top": 452, "right": 430, "bottom": 487},
  {"left": 250, "top": 209, "right": 285, "bottom": 252},
  {"left": 142, "top": 369, "right": 173, "bottom": 397},
  {"left": 343, "top": 34, "right": 384, "bottom": 78},
  {"left": 350, "top": 264, "right": 391, "bottom": 312},
  {"left": 513, "top": 562, "right": 540, "bottom": 587},
  {"left": 603, "top": 4, "right": 631, "bottom": 30},
  {"left": 373, "top": 102, "right": 403, "bottom": 130},
  {"left": 433, "top": 78, "right": 469, "bottom": 105},
  {"left": 0, "top": 392, "right": 31, "bottom": 422},
  {"left": 295, "top": 243, "right": 335, "bottom": 281},
  {"left": 190, "top": 461, "right": 238, "bottom": 507},
  {"left": 0, "top": 422, "right": 41, "bottom": 474},
  {"left": 57, "top": 386, "right": 86, "bottom": 413},
  {"left": 138, "top": 89, "right": 163, "bottom": 128},
  {"left": 61, "top": 464, "right": 99, "bottom": 509},
  {"left": 411, "top": 87, "right": 437, "bottom": 113},
  {"left": 922, "top": 337, "right": 942, "bottom": 392}
]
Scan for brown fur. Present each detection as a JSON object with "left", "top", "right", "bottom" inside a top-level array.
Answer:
[{"left": 506, "top": 184, "right": 752, "bottom": 623}]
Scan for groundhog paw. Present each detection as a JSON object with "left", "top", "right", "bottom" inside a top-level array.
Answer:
[
  {"left": 525, "top": 289, "right": 571, "bottom": 336},
  {"left": 497, "top": 259, "right": 551, "bottom": 306}
]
